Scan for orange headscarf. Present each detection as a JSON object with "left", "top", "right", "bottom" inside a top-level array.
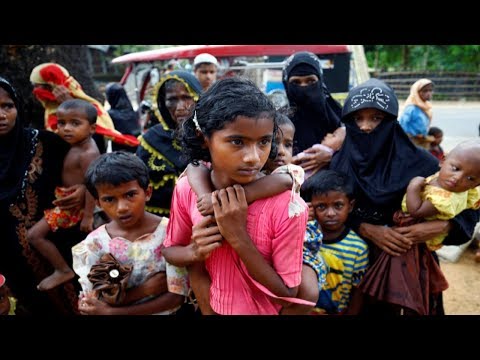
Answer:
[
  {"left": 404, "top": 78, "right": 433, "bottom": 121},
  {"left": 30, "top": 63, "right": 139, "bottom": 146}
]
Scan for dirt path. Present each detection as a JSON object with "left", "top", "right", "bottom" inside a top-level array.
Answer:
[{"left": 441, "top": 246, "right": 480, "bottom": 315}]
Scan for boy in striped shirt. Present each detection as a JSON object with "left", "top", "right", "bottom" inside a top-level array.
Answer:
[{"left": 302, "top": 170, "right": 369, "bottom": 314}]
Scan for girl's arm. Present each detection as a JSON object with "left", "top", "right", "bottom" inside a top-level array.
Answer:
[
  {"left": 80, "top": 291, "right": 184, "bottom": 315},
  {"left": 187, "top": 163, "right": 293, "bottom": 214},
  {"left": 163, "top": 215, "right": 222, "bottom": 315},
  {"left": 212, "top": 185, "right": 300, "bottom": 298},
  {"left": 122, "top": 272, "right": 168, "bottom": 304},
  {"left": 405, "top": 176, "right": 439, "bottom": 218}
]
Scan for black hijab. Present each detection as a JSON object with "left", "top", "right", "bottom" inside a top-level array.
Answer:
[
  {"left": 0, "top": 76, "right": 36, "bottom": 206},
  {"left": 105, "top": 83, "right": 141, "bottom": 136},
  {"left": 282, "top": 51, "right": 342, "bottom": 153},
  {"left": 330, "top": 78, "right": 439, "bottom": 207}
]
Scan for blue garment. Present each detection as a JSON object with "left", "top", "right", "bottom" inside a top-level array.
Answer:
[{"left": 399, "top": 104, "right": 429, "bottom": 137}]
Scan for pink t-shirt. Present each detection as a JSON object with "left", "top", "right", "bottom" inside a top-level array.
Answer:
[{"left": 164, "top": 177, "right": 308, "bottom": 315}]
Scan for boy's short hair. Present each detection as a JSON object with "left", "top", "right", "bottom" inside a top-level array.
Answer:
[
  {"left": 301, "top": 169, "right": 354, "bottom": 201},
  {"left": 85, "top": 151, "right": 149, "bottom": 199},
  {"left": 58, "top": 99, "right": 97, "bottom": 125}
]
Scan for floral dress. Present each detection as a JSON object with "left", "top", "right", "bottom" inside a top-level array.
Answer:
[{"left": 72, "top": 217, "right": 189, "bottom": 314}]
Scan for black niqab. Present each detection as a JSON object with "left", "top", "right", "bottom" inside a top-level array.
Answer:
[
  {"left": 282, "top": 51, "right": 342, "bottom": 153},
  {"left": 330, "top": 78, "right": 439, "bottom": 207}
]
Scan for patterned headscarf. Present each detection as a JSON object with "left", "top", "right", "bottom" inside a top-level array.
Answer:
[
  {"left": 150, "top": 70, "right": 202, "bottom": 131},
  {"left": 30, "top": 63, "right": 138, "bottom": 146},
  {"left": 404, "top": 78, "right": 433, "bottom": 121}
]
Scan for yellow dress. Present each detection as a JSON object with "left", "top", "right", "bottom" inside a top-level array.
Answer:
[{"left": 401, "top": 173, "right": 480, "bottom": 251}]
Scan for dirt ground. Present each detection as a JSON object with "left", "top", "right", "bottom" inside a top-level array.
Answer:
[{"left": 441, "top": 245, "right": 480, "bottom": 315}]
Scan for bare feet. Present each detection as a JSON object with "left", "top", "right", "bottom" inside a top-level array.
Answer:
[
  {"left": 37, "top": 270, "right": 75, "bottom": 291},
  {"left": 475, "top": 250, "right": 480, "bottom": 263}
]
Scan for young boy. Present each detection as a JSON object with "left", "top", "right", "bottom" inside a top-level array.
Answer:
[
  {"left": 301, "top": 169, "right": 369, "bottom": 315},
  {"left": 73, "top": 151, "right": 189, "bottom": 315},
  {"left": 428, "top": 126, "right": 445, "bottom": 161},
  {"left": 27, "top": 99, "right": 100, "bottom": 291}
]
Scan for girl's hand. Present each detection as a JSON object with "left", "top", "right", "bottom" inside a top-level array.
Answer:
[
  {"left": 79, "top": 296, "right": 113, "bottom": 315},
  {"left": 197, "top": 194, "right": 214, "bottom": 216},
  {"left": 53, "top": 184, "right": 86, "bottom": 210},
  {"left": 191, "top": 215, "right": 223, "bottom": 261},
  {"left": 211, "top": 185, "right": 249, "bottom": 245},
  {"left": 395, "top": 220, "right": 451, "bottom": 244},
  {"left": 359, "top": 223, "right": 412, "bottom": 256}
]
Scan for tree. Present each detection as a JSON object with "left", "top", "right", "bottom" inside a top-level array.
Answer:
[{"left": 0, "top": 45, "right": 102, "bottom": 129}]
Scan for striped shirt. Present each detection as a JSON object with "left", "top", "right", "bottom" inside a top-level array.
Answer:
[{"left": 305, "top": 222, "right": 369, "bottom": 314}]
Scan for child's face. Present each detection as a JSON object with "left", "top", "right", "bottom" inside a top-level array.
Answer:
[
  {"left": 0, "top": 286, "right": 11, "bottom": 315},
  {"left": 206, "top": 115, "right": 274, "bottom": 188},
  {"left": 431, "top": 133, "right": 443, "bottom": 146},
  {"left": 95, "top": 180, "right": 152, "bottom": 229},
  {"left": 311, "top": 191, "right": 353, "bottom": 233},
  {"left": 322, "top": 127, "right": 345, "bottom": 151},
  {"left": 352, "top": 108, "right": 386, "bottom": 134},
  {"left": 438, "top": 148, "right": 480, "bottom": 193},
  {"left": 264, "top": 123, "right": 294, "bottom": 173},
  {"left": 56, "top": 108, "right": 96, "bottom": 145}
]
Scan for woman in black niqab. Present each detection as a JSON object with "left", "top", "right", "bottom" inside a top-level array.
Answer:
[
  {"left": 330, "top": 78, "right": 479, "bottom": 314},
  {"left": 282, "top": 51, "right": 342, "bottom": 153}
]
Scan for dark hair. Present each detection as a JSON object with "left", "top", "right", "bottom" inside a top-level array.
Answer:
[
  {"left": 428, "top": 126, "right": 443, "bottom": 137},
  {"left": 58, "top": 99, "right": 97, "bottom": 125},
  {"left": 275, "top": 110, "right": 295, "bottom": 129},
  {"left": 301, "top": 169, "right": 354, "bottom": 202},
  {"left": 85, "top": 151, "right": 149, "bottom": 199},
  {"left": 179, "top": 77, "right": 277, "bottom": 164}
]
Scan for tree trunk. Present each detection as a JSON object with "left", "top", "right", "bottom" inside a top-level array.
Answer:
[{"left": 0, "top": 45, "right": 102, "bottom": 129}]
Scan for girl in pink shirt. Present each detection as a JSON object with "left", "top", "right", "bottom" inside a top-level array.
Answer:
[{"left": 163, "top": 77, "right": 310, "bottom": 315}]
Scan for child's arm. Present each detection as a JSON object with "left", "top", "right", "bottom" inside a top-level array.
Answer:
[
  {"left": 163, "top": 215, "right": 222, "bottom": 315},
  {"left": 79, "top": 151, "right": 100, "bottom": 233},
  {"left": 80, "top": 289, "right": 184, "bottom": 315},
  {"left": 186, "top": 163, "right": 215, "bottom": 216},
  {"left": 187, "top": 163, "right": 294, "bottom": 214},
  {"left": 243, "top": 173, "right": 292, "bottom": 203},
  {"left": 122, "top": 272, "right": 168, "bottom": 305},
  {"left": 406, "top": 176, "right": 439, "bottom": 218}
]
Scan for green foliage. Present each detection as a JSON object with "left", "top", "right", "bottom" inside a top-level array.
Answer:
[{"left": 365, "top": 45, "right": 480, "bottom": 72}]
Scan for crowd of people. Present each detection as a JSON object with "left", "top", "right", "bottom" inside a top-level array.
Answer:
[{"left": 1, "top": 50, "right": 479, "bottom": 316}]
